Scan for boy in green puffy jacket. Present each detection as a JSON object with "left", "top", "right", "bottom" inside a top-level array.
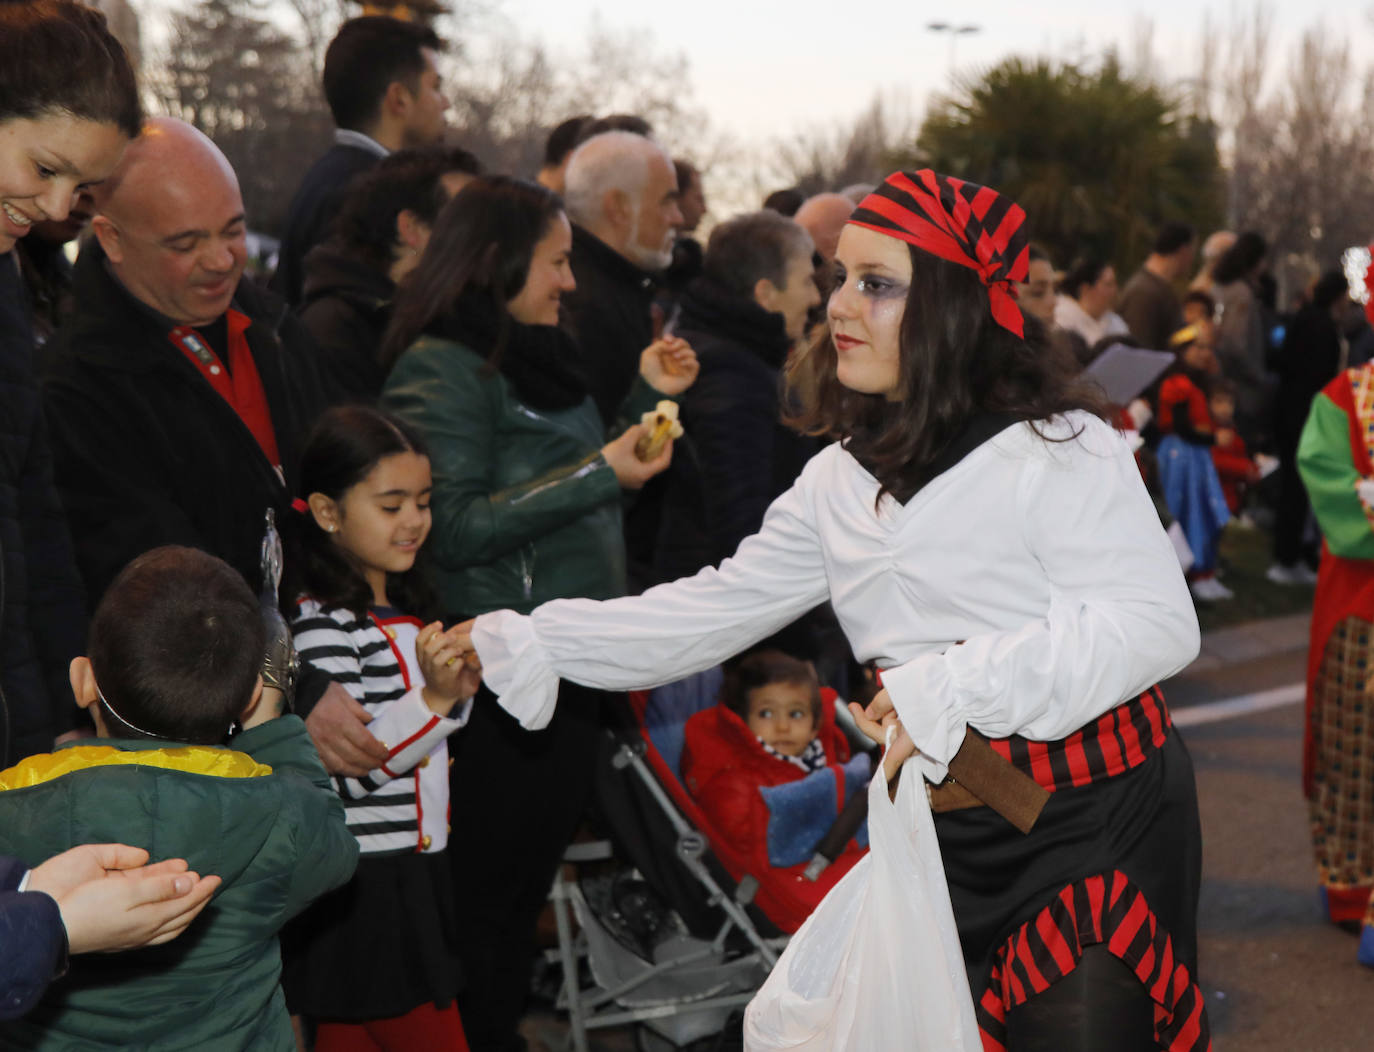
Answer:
[{"left": 0, "top": 546, "right": 359, "bottom": 1050}]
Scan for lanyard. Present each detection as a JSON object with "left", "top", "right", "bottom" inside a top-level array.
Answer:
[{"left": 167, "top": 308, "right": 282, "bottom": 471}]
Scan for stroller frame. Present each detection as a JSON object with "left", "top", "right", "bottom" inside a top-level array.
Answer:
[{"left": 548, "top": 738, "right": 788, "bottom": 1052}]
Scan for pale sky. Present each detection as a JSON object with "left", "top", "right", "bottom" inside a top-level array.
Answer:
[{"left": 494, "top": 0, "right": 1374, "bottom": 141}]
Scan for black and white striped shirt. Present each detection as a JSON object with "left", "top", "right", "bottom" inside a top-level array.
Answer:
[{"left": 293, "top": 599, "right": 471, "bottom": 857}]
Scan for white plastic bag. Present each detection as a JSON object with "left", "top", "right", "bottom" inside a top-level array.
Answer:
[{"left": 743, "top": 743, "right": 981, "bottom": 1051}]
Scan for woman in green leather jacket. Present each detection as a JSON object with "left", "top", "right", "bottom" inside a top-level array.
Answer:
[{"left": 377, "top": 174, "right": 698, "bottom": 1050}]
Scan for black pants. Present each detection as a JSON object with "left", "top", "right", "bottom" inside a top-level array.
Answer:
[
  {"left": 1272, "top": 439, "right": 1310, "bottom": 567},
  {"left": 448, "top": 680, "right": 604, "bottom": 1052}
]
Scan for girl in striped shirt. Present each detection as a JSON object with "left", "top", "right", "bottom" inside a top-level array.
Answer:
[{"left": 283, "top": 405, "right": 479, "bottom": 1051}]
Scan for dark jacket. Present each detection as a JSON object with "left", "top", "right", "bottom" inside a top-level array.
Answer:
[
  {"left": 0, "top": 853, "right": 65, "bottom": 1022},
  {"left": 271, "top": 142, "right": 382, "bottom": 307},
  {"left": 42, "top": 243, "right": 327, "bottom": 605},
  {"left": 1274, "top": 303, "right": 1343, "bottom": 452},
  {"left": 563, "top": 224, "right": 658, "bottom": 427},
  {"left": 654, "top": 278, "right": 819, "bottom": 583},
  {"left": 0, "top": 254, "right": 86, "bottom": 764},
  {"left": 0, "top": 716, "right": 359, "bottom": 1050},
  {"left": 298, "top": 241, "right": 394, "bottom": 404},
  {"left": 381, "top": 334, "right": 665, "bottom": 617}
]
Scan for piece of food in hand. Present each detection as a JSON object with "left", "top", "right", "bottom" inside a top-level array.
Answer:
[{"left": 634, "top": 400, "right": 684, "bottom": 461}]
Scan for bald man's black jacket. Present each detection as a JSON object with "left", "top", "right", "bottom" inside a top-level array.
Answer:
[{"left": 42, "top": 242, "right": 328, "bottom": 607}]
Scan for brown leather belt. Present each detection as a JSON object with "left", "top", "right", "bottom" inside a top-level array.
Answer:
[{"left": 925, "top": 728, "right": 1050, "bottom": 834}]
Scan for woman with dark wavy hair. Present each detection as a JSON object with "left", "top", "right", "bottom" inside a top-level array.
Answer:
[
  {"left": 372, "top": 173, "right": 698, "bottom": 1049},
  {"left": 454, "top": 169, "right": 1209, "bottom": 1050}
]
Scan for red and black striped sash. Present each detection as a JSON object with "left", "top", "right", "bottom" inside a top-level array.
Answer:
[{"left": 985, "top": 686, "right": 1170, "bottom": 793}]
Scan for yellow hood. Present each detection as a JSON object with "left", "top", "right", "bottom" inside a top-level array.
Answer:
[{"left": 0, "top": 744, "right": 272, "bottom": 790}]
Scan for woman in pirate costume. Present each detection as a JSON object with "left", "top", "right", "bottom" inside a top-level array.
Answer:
[
  {"left": 1296, "top": 257, "right": 1374, "bottom": 968},
  {"left": 455, "top": 170, "right": 1210, "bottom": 1050}
]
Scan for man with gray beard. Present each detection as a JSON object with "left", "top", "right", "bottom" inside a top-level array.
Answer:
[{"left": 561, "top": 130, "right": 686, "bottom": 425}]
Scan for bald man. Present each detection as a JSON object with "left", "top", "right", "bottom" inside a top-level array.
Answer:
[
  {"left": 42, "top": 117, "right": 326, "bottom": 605},
  {"left": 794, "top": 192, "right": 856, "bottom": 263}
]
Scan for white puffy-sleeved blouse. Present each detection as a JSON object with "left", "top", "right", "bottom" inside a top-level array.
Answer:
[{"left": 470, "top": 412, "right": 1200, "bottom": 784}]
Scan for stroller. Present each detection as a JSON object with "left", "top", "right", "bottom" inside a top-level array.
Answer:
[{"left": 545, "top": 668, "right": 871, "bottom": 1051}]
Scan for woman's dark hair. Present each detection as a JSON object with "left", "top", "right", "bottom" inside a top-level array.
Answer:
[
  {"left": 379, "top": 174, "right": 565, "bottom": 371},
  {"left": 787, "top": 245, "right": 1109, "bottom": 506},
  {"left": 1061, "top": 256, "right": 1112, "bottom": 301},
  {"left": 1211, "top": 231, "right": 1268, "bottom": 286},
  {"left": 91, "top": 547, "right": 265, "bottom": 745},
  {"left": 287, "top": 405, "right": 437, "bottom": 621},
  {"left": 721, "top": 650, "right": 822, "bottom": 724},
  {"left": 332, "top": 145, "right": 484, "bottom": 271},
  {"left": 0, "top": 0, "right": 141, "bottom": 137}
]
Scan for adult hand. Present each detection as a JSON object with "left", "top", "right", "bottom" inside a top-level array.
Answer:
[
  {"left": 639, "top": 335, "right": 699, "bottom": 396},
  {"left": 28, "top": 844, "right": 221, "bottom": 954},
  {"left": 602, "top": 423, "right": 673, "bottom": 490},
  {"left": 58, "top": 864, "right": 220, "bottom": 954},
  {"left": 27, "top": 843, "right": 148, "bottom": 901},
  {"left": 416, "top": 622, "right": 482, "bottom": 715},
  {"left": 304, "top": 681, "right": 388, "bottom": 777},
  {"left": 847, "top": 692, "right": 916, "bottom": 782}
]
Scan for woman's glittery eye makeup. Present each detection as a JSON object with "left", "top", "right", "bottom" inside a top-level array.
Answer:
[{"left": 857, "top": 275, "right": 908, "bottom": 300}]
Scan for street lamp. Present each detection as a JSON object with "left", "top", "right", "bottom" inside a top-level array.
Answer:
[{"left": 927, "top": 22, "right": 981, "bottom": 75}]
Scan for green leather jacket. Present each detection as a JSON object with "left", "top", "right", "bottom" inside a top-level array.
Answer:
[{"left": 381, "top": 335, "right": 668, "bottom": 617}]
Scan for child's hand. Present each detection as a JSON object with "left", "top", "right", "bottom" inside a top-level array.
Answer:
[
  {"left": 1215, "top": 426, "right": 1236, "bottom": 448},
  {"left": 416, "top": 622, "right": 480, "bottom": 716}
]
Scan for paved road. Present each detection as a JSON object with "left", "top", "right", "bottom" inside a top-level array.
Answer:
[{"left": 1168, "top": 647, "right": 1374, "bottom": 1051}]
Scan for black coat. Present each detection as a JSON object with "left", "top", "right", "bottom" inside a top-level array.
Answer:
[
  {"left": 270, "top": 142, "right": 381, "bottom": 307},
  {"left": 298, "top": 241, "right": 394, "bottom": 404},
  {"left": 652, "top": 277, "right": 820, "bottom": 583},
  {"left": 563, "top": 224, "right": 657, "bottom": 427},
  {"left": 0, "top": 255, "right": 86, "bottom": 763},
  {"left": 1273, "top": 303, "right": 1342, "bottom": 453},
  {"left": 43, "top": 244, "right": 327, "bottom": 605}
]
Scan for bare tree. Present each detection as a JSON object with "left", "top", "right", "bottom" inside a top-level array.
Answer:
[
  {"left": 1215, "top": 7, "right": 1374, "bottom": 302},
  {"left": 148, "top": 0, "right": 332, "bottom": 236},
  {"left": 444, "top": 17, "right": 712, "bottom": 178}
]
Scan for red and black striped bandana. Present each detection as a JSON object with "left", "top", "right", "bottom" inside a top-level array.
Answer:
[{"left": 848, "top": 169, "right": 1030, "bottom": 337}]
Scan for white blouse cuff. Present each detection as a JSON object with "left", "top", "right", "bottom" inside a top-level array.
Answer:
[
  {"left": 471, "top": 609, "right": 560, "bottom": 730},
  {"left": 880, "top": 654, "right": 968, "bottom": 781}
]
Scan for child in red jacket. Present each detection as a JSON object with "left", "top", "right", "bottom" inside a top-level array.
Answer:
[
  {"left": 1208, "top": 378, "right": 1260, "bottom": 515},
  {"left": 680, "top": 651, "right": 869, "bottom": 930}
]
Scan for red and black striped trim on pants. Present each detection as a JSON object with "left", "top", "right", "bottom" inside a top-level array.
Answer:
[
  {"left": 975, "top": 870, "right": 1210, "bottom": 1052},
  {"left": 986, "top": 686, "right": 1171, "bottom": 792}
]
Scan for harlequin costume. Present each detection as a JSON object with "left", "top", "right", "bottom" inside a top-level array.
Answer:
[
  {"left": 468, "top": 170, "right": 1211, "bottom": 1051},
  {"left": 680, "top": 694, "right": 869, "bottom": 932},
  {"left": 1296, "top": 355, "right": 1374, "bottom": 967}
]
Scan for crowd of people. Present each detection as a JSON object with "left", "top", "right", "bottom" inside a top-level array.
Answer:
[{"left": 3, "top": 1, "right": 1373, "bottom": 1050}]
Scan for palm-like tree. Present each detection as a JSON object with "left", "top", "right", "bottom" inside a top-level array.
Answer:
[{"left": 907, "top": 55, "right": 1224, "bottom": 273}]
